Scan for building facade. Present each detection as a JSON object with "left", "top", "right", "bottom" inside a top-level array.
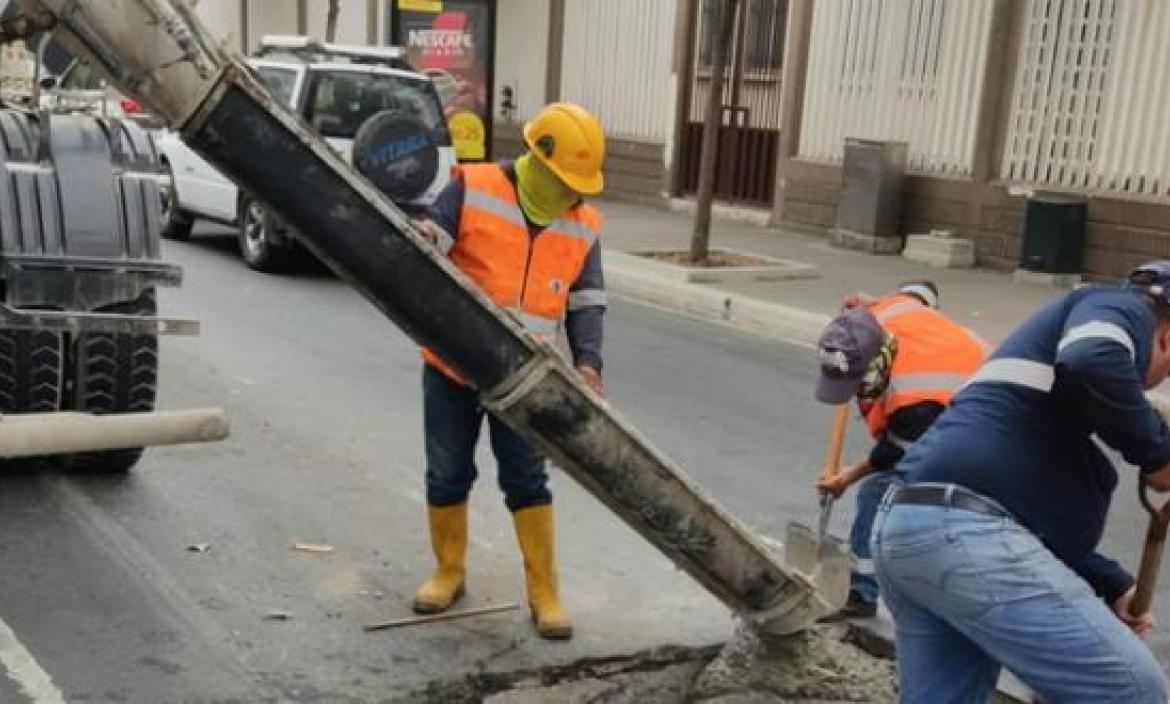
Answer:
[
  {"left": 777, "top": 0, "right": 1170, "bottom": 278},
  {"left": 191, "top": 1, "right": 1170, "bottom": 280}
]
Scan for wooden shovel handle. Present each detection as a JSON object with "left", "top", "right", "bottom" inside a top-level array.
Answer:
[
  {"left": 1132, "top": 480, "right": 1170, "bottom": 617},
  {"left": 1132, "top": 519, "right": 1167, "bottom": 617},
  {"left": 822, "top": 404, "right": 850, "bottom": 482}
]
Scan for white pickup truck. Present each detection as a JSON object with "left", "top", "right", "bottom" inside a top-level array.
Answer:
[{"left": 158, "top": 36, "right": 455, "bottom": 272}]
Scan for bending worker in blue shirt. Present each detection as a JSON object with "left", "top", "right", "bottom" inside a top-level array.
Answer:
[{"left": 874, "top": 262, "right": 1170, "bottom": 703}]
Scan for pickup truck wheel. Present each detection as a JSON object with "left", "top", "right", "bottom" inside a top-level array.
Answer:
[
  {"left": 58, "top": 289, "right": 159, "bottom": 473},
  {"left": 160, "top": 163, "right": 194, "bottom": 241},
  {"left": 238, "top": 195, "right": 292, "bottom": 272}
]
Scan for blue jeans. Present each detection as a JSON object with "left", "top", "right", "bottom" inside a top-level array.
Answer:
[
  {"left": 850, "top": 472, "right": 892, "bottom": 604},
  {"left": 872, "top": 489, "right": 1168, "bottom": 704},
  {"left": 422, "top": 365, "right": 551, "bottom": 512}
]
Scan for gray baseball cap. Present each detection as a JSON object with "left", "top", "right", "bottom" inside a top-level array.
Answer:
[{"left": 815, "top": 308, "right": 887, "bottom": 404}]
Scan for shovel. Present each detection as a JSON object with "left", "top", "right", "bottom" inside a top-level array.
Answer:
[
  {"left": 1130, "top": 476, "right": 1170, "bottom": 623},
  {"left": 785, "top": 404, "right": 852, "bottom": 613}
]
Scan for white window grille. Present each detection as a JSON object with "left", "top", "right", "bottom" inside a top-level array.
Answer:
[
  {"left": 1001, "top": 0, "right": 1170, "bottom": 199},
  {"left": 559, "top": 0, "right": 676, "bottom": 142},
  {"left": 798, "top": 0, "right": 994, "bottom": 175}
]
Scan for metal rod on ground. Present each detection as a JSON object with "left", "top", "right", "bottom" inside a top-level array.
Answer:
[
  {"left": 689, "top": 0, "right": 740, "bottom": 264},
  {"left": 363, "top": 603, "right": 521, "bottom": 631}
]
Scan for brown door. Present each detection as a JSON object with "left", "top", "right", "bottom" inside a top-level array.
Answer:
[{"left": 678, "top": 0, "right": 787, "bottom": 207}]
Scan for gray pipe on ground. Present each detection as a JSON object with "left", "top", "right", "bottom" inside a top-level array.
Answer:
[{"left": 13, "top": 0, "right": 829, "bottom": 635}]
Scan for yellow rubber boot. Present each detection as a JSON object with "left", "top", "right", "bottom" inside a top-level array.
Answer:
[
  {"left": 412, "top": 503, "right": 468, "bottom": 614},
  {"left": 512, "top": 505, "right": 572, "bottom": 640}
]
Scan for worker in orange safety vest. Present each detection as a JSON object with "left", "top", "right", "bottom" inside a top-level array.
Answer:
[
  {"left": 411, "top": 103, "right": 607, "bottom": 640},
  {"left": 814, "top": 281, "right": 987, "bottom": 620}
]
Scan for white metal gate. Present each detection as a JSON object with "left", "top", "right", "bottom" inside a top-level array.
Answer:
[
  {"left": 559, "top": 0, "right": 676, "bottom": 142},
  {"left": 797, "top": 0, "right": 994, "bottom": 175},
  {"left": 1001, "top": 0, "right": 1170, "bottom": 199}
]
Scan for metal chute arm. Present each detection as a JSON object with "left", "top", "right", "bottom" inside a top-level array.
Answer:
[{"left": 16, "top": 0, "right": 824, "bottom": 632}]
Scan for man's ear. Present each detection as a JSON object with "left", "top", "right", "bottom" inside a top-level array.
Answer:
[{"left": 1158, "top": 320, "right": 1170, "bottom": 354}]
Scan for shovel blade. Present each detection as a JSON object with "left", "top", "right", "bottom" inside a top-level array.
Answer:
[{"left": 785, "top": 522, "right": 852, "bottom": 612}]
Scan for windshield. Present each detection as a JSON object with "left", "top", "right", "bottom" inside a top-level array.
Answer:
[
  {"left": 253, "top": 65, "right": 298, "bottom": 107},
  {"left": 303, "top": 70, "right": 449, "bottom": 144},
  {"left": 60, "top": 60, "right": 104, "bottom": 91}
]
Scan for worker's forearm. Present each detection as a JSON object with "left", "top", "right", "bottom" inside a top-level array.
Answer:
[
  {"left": 840, "top": 460, "right": 875, "bottom": 487},
  {"left": 566, "top": 305, "right": 604, "bottom": 371}
]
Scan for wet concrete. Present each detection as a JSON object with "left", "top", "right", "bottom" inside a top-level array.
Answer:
[
  {"left": 389, "top": 621, "right": 899, "bottom": 703},
  {"left": 691, "top": 621, "right": 895, "bottom": 703}
]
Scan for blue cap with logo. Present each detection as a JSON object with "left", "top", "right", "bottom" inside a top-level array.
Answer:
[{"left": 815, "top": 307, "right": 887, "bottom": 404}]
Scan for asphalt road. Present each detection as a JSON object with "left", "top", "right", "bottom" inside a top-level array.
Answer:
[{"left": 0, "top": 227, "right": 1164, "bottom": 702}]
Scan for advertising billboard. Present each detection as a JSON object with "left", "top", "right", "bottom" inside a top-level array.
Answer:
[{"left": 390, "top": 0, "right": 495, "bottom": 162}]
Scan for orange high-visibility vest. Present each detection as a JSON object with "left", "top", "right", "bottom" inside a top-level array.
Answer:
[
  {"left": 860, "top": 294, "right": 987, "bottom": 439},
  {"left": 422, "top": 163, "right": 601, "bottom": 384}
]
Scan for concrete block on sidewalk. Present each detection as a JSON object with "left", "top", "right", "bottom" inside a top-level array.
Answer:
[
  {"left": 902, "top": 232, "right": 975, "bottom": 268},
  {"left": 625, "top": 248, "right": 817, "bottom": 284},
  {"left": 1013, "top": 269, "right": 1081, "bottom": 289},
  {"left": 668, "top": 197, "right": 773, "bottom": 228},
  {"left": 830, "top": 228, "right": 902, "bottom": 255}
]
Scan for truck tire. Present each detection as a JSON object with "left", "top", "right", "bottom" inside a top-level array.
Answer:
[
  {"left": 238, "top": 194, "right": 293, "bottom": 272},
  {"left": 58, "top": 289, "right": 159, "bottom": 473},
  {"left": 0, "top": 328, "right": 64, "bottom": 414},
  {"left": 160, "top": 162, "right": 194, "bottom": 241}
]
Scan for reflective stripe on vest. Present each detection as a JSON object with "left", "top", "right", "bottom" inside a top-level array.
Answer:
[
  {"left": 888, "top": 372, "right": 970, "bottom": 395},
  {"left": 421, "top": 163, "right": 600, "bottom": 384},
  {"left": 863, "top": 294, "right": 986, "bottom": 437},
  {"left": 463, "top": 190, "right": 599, "bottom": 247},
  {"left": 546, "top": 218, "right": 598, "bottom": 245},
  {"left": 873, "top": 298, "right": 924, "bottom": 322},
  {"left": 508, "top": 308, "right": 559, "bottom": 337},
  {"left": 464, "top": 188, "right": 528, "bottom": 229}
]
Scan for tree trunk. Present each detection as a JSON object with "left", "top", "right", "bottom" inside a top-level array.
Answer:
[
  {"left": 325, "top": 0, "right": 341, "bottom": 42},
  {"left": 689, "top": 0, "right": 740, "bottom": 265}
]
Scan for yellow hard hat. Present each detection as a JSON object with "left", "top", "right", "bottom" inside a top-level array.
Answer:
[{"left": 522, "top": 102, "right": 605, "bottom": 195}]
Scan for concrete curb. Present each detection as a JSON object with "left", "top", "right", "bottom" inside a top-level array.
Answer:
[
  {"left": 604, "top": 250, "right": 1170, "bottom": 411},
  {"left": 603, "top": 251, "right": 830, "bottom": 348}
]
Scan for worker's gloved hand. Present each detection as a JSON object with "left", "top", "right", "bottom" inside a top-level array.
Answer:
[
  {"left": 1113, "top": 585, "right": 1155, "bottom": 639},
  {"left": 576, "top": 365, "right": 604, "bottom": 398}
]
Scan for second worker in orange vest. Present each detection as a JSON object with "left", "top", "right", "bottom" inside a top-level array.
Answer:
[
  {"left": 813, "top": 281, "right": 986, "bottom": 620},
  {"left": 411, "top": 103, "right": 608, "bottom": 640}
]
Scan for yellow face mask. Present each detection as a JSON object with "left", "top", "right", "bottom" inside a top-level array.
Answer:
[{"left": 515, "top": 153, "right": 579, "bottom": 226}]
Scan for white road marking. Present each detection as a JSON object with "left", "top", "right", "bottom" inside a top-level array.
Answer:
[{"left": 0, "top": 614, "right": 65, "bottom": 704}]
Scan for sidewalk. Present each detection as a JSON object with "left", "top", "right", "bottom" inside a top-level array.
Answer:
[{"left": 598, "top": 198, "right": 1062, "bottom": 348}]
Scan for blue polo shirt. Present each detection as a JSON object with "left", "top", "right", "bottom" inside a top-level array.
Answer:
[{"left": 896, "top": 286, "right": 1170, "bottom": 601}]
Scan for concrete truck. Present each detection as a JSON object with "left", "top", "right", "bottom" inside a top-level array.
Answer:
[{"left": 0, "top": 7, "right": 226, "bottom": 469}]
